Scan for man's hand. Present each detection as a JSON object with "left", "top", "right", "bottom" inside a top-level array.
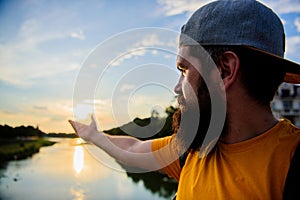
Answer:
[
  {"left": 68, "top": 115, "right": 99, "bottom": 142},
  {"left": 68, "top": 115, "right": 162, "bottom": 171}
]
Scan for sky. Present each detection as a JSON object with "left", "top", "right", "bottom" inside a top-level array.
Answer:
[{"left": 0, "top": 0, "right": 300, "bottom": 133}]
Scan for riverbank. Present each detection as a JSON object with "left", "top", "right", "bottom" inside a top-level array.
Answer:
[{"left": 0, "top": 138, "right": 56, "bottom": 164}]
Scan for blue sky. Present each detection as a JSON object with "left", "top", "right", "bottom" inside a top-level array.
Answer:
[{"left": 0, "top": 0, "right": 300, "bottom": 133}]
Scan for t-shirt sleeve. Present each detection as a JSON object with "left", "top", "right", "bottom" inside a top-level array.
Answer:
[{"left": 151, "top": 135, "right": 181, "bottom": 181}]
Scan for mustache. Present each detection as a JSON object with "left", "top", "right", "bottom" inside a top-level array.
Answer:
[{"left": 177, "top": 95, "right": 186, "bottom": 106}]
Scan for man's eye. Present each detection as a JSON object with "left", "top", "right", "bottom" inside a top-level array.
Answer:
[
  {"left": 178, "top": 66, "right": 186, "bottom": 76},
  {"left": 181, "top": 70, "right": 186, "bottom": 76},
  {"left": 180, "top": 68, "right": 186, "bottom": 76}
]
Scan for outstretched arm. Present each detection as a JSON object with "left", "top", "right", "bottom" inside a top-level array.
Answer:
[{"left": 68, "top": 116, "right": 161, "bottom": 171}]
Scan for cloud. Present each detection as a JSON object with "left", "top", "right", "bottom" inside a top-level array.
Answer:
[
  {"left": 0, "top": 30, "right": 83, "bottom": 88},
  {"left": 33, "top": 106, "right": 48, "bottom": 110},
  {"left": 134, "top": 33, "right": 169, "bottom": 47},
  {"left": 120, "top": 84, "right": 136, "bottom": 92},
  {"left": 0, "top": 109, "right": 18, "bottom": 115},
  {"left": 83, "top": 99, "right": 110, "bottom": 105},
  {"left": 111, "top": 33, "right": 177, "bottom": 66},
  {"left": 110, "top": 34, "right": 167, "bottom": 66},
  {"left": 0, "top": 46, "right": 81, "bottom": 88},
  {"left": 20, "top": 18, "right": 40, "bottom": 38},
  {"left": 81, "top": 99, "right": 112, "bottom": 112},
  {"left": 70, "top": 30, "right": 86, "bottom": 40},
  {"left": 0, "top": 2, "right": 91, "bottom": 88},
  {"left": 286, "top": 36, "right": 300, "bottom": 61},
  {"left": 18, "top": 18, "right": 69, "bottom": 50},
  {"left": 156, "top": 0, "right": 211, "bottom": 16},
  {"left": 295, "top": 17, "right": 300, "bottom": 32},
  {"left": 157, "top": 0, "right": 300, "bottom": 16},
  {"left": 111, "top": 48, "right": 146, "bottom": 66},
  {"left": 73, "top": 103, "right": 94, "bottom": 120},
  {"left": 260, "top": 0, "right": 300, "bottom": 14},
  {"left": 0, "top": 99, "right": 74, "bottom": 133}
]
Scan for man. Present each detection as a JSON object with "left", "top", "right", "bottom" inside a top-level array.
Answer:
[{"left": 69, "top": 0, "right": 300, "bottom": 199}]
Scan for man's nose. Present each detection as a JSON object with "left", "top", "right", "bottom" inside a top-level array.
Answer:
[{"left": 174, "top": 76, "right": 183, "bottom": 95}]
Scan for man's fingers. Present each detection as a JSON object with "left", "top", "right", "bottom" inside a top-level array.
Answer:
[
  {"left": 68, "top": 120, "right": 86, "bottom": 133},
  {"left": 91, "top": 115, "right": 97, "bottom": 124},
  {"left": 91, "top": 115, "right": 98, "bottom": 129},
  {"left": 68, "top": 120, "right": 79, "bottom": 134}
]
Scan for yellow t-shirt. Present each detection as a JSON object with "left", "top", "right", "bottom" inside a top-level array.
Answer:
[{"left": 152, "top": 119, "right": 300, "bottom": 200}]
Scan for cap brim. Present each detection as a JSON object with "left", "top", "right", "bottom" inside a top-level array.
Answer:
[
  {"left": 284, "top": 73, "right": 300, "bottom": 84},
  {"left": 242, "top": 45, "right": 300, "bottom": 84}
]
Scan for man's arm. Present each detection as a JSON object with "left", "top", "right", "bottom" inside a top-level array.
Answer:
[{"left": 68, "top": 116, "right": 161, "bottom": 171}]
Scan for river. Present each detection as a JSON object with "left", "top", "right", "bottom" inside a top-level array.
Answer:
[{"left": 0, "top": 138, "right": 176, "bottom": 200}]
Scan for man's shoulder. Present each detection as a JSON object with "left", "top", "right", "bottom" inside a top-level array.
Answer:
[{"left": 277, "top": 119, "right": 300, "bottom": 137}]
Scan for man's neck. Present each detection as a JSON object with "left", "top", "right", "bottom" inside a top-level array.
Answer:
[{"left": 220, "top": 100, "right": 278, "bottom": 144}]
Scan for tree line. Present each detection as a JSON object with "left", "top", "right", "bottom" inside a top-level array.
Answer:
[
  {"left": 104, "top": 106, "right": 177, "bottom": 139},
  {"left": 0, "top": 124, "right": 76, "bottom": 139}
]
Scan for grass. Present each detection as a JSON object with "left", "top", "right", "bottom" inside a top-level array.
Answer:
[{"left": 0, "top": 138, "right": 56, "bottom": 163}]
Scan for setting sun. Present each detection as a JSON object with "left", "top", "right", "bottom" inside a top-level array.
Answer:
[{"left": 73, "top": 145, "right": 84, "bottom": 174}]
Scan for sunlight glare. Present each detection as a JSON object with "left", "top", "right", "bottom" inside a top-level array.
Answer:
[
  {"left": 73, "top": 146, "right": 84, "bottom": 174},
  {"left": 76, "top": 138, "right": 85, "bottom": 145}
]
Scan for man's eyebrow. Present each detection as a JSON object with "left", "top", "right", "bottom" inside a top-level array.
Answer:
[
  {"left": 176, "top": 63, "right": 187, "bottom": 70},
  {"left": 176, "top": 56, "right": 190, "bottom": 66}
]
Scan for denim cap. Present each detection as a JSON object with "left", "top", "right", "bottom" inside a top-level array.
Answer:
[{"left": 180, "top": 0, "right": 300, "bottom": 84}]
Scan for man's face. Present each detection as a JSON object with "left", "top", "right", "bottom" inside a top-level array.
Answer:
[
  {"left": 173, "top": 46, "right": 212, "bottom": 152},
  {"left": 175, "top": 46, "right": 202, "bottom": 111}
]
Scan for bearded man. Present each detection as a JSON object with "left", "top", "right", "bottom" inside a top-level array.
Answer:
[{"left": 69, "top": 1, "right": 300, "bottom": 199}]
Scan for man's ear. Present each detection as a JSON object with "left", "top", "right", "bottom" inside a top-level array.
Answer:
[{"left": 218, "top": 51, "right": 240, "bottom": 90}]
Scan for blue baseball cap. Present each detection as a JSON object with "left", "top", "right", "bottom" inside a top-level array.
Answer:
[{"left": 180, "top": 0, "right": 300, "bottom": 84}]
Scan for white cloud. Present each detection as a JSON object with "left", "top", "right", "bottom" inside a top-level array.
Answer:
[
  {"left": 295, "top": 17, "right": 300, "bottom": 32},
  {"left": 134, "top": 33, "right": 165, "bottom": 46},
  {"left": 157, "top": 0, "right": 212, "bottom": 16},
  {"left": 20, "top": 18, "right": 40, "bottom": 38},
  {"left": 111, "top": 34, "right": 165, "bottom": 66},
  {"left": 70, "top": 30, "right": 86, "bottom": 40},
  {"left": 0, "top": 3, "right": 90, "bottom": 88},
  {"left": 111, "top": 48, "right": 146, "bottom": 66},
  {"left": 120, "top": 84, "right": 136, "bottom": 92},
  {"left": 83, "top": 99, "right": 109, "bottom": 105},
  {"left": 286, "top": 36, "right": 300, "bottom": 62},
  {"left": 18, "top": 18, "right": 69, "bottom": 50},
  {"left": 0, "top": 42, "right": 81, "bottom": 87},
  {"left": 0, "top": 16, "right": 86, "bottom": 87},
  {"left": 79, "top": 98, "right": 113, "bottom": 115},
  {"left": 73, "top": 103, "right": 94, "bottom": 121},
  {"left": 157, "top": 0, "right": 300, "bottom": 16},
  {"left": 111, "top": 33, "right": 177, "bottom": 66},
  {"left": 260, "top": 0, "right": 300, "bottom": 14}
]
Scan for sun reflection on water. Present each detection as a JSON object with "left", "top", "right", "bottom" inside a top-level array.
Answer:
[
  {"left": 70, "top": 187, "right": 85, "bottom": 200},
  {"left": 73, "top": 144, "right": 84, "bottom": 174}
]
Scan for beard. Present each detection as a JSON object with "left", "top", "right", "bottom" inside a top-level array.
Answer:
[{"left": 172, "top": 82, "right": 215, "bottom": 153}]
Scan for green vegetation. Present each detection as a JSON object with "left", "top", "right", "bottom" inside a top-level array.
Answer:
[
  {"left": 0, "top": 124, "right": 76, "bottom": 138},
  {"left": 0, "top": 124, "right": 72, "bottom": 164},
  {"left": 46, "top": 133, "right": 77, "bottom": 138},
  {"left": 0, "top": 138, "right": 55, "bottom": 163},
  {"left": 0, "top": 124, "right": 45, "bottom": 138},
  {"left": 105, "top": 106, "right": 177, "bottom": 140}
]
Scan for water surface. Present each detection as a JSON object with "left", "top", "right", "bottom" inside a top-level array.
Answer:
[{"left": 0, "top": 138, "right": 174, "bottom": 200}]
